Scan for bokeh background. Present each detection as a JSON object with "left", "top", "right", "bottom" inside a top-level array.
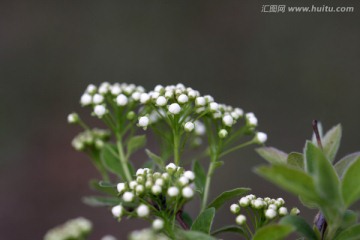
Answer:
[{"left": 1, "top": 1, "right": 360, "bottom": 239}]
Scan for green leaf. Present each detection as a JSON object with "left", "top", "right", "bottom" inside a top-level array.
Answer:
[
  {"left": 287, "top": 152, "right": 304, "bottom": 170},
  {"left": 181, "top": 211, "right": 193, "bottom": 228},
  {"left": 279, "top": 215, "right": 318, "bottom": 240},
  {"left": 211, "top": 225, "right": 246, "bottom": 237},
  {"left": 191, "top": 208, "right": 215, "bottom": 234},
  {"left": 145, "top": 149, "right": 164, "bottom": 168},
  {"left": 89, "top": 180, "right": 117, "bottom": 196},
  {"left": 255, "top": 165, "right": 320, "bottom": 204},
  {"left": 127, "top": 135, "right": 146, "bottom": 156},
  {"left": 193, "top": 160, "right": 206, "bottom": 197},
  {"left": 340, "top": 210, "right": 358, "bottom": 230},
  {"left": 334, "top": 152, "right": 360, "bottom": 178},
  {"left": 82, "top": 196, "right": 120, "bottom": 207},
  {"left": 342, "top": 157, "right": 360, "bottom": 207},
  {"left": 322, "top": 124, "right": 342, "bottom": 163},
  {"left": 256, "top": 147, "right": 288, "bottom": 165},
  {"left": 100, "top": 144, "right": 126, "bottom": 179},
  {"left": 207, "top": 188, "right": 250, "bottom": 210},
  {"left": 179, "top": 230, "right": 217, "bottom": 240},
  {"left": 334, "top": 224, "right": 360, "bottom": 240},
  {"left": 253, "top": 224, "right": 294, "bottom": 240}
]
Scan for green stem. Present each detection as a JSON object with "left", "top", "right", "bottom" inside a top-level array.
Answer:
[
  {"left": 116, "top": 138, "right": 132, "bottom": 182},
  {"left": 219, "top": 140, "right": 255, "bottom": 158},
  {"left": 201, "top": 161, "right": 216, "bottom": 211},
  {"left": 173, "top": 129, "right": 180, "bottom": 166}
]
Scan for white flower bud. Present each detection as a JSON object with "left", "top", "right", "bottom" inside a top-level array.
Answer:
[
  {"left": 98, "top": 82, "right": 110, "bottom": 94},
  {"left": 135, "top": 185, "right": 144, "bottom": 195},
  {"left": 279, "top": 207, "right": 288, "bottom": 216},
  {"left": 164, "top": 91, "right": 173, "bottom": 99},
  {"left": 184, "top": 122, "right": 195, "bottom": 132},
  {"left": 247, "top": 194, "right": 256, "bottom": 200},
  {"left": 131, "top": 92, "right": 141, "bottom": 101},
  {"left": 93, "top": 94, "right": 104, "bottom": 104},
  {"left": 151, "top": 185, "right": 162, "bottom": 195},
  {"left": 188, "top": 90, "right": 199, "bottom": 99},
  {"left": 276, "top": 198, "right": 285, "bottom": 205},
  {"left": 80, "top": 93, "right": 92, "bottom": 106},
  {"left": 156, "top": 96, "right": 167, "bottom": 106},
  {"left": 194, "top": 121, "right": 206, "bottom": 135},
  {"left": 86, "top": 84, "right": 97, "bottom": 94},
  {"left": 111, "top": 205, "right": 123, "bottom": 218},
  {"left": 166, "top": 163, "right": 177, "bottom": 173},
  {"left": 138, "top": 116, "right": 149, "bottom": 129},
  {"left": 218, "top": 129, "right": 228, "bottom": 138},
  {"left": 136, "top": 168, "right": 145, "bottom": 176},
  {"left": 162, "top": 173, "right": 169, "bottom": 180},
  {"left": 177, "top": 94, "right": 189, "bottom": 104},
  {"left": 209, "top": 102, "right": 219, "bottom": 111},
  {"left": 117, "top": 183, "right": 126, "bottom": 193},
  {"left": 67, "top": 113, "right": 79, "bottom": 124},
  {"left": 290, "top": 207, "right": 300, "bottom": 215},
  {"left": 184, "top": 171, "right": 195, "bottom": 181},
  {"left": 101, "top": 235, "right": 117, "bottom": 240},
  {"left": 154, "top": 85, "right": 164, "bottom": 92},
  {"left": 136, "top": 204, "right": 150, "bottom": 217},
  {"left": 236, "top": 215, "right": 246, "bottom": 225},
  {"left": 167, "top": 186, "right": 179, "bottom": 197},
  {"left": 152, "top": 219, "right": 164, "bottom": 230},
  {"left": 123, "top": 192, "right": 134, "bottom": 202},
  {"left": 94, "top": 105, "right": 107, "bottom": 117},
  {"left": 222, "top": 115, "right": 234, "bottom": 127},
  {"left": 230, "top": 204, "right": 240, "bottom": 214},
  {"left": 140, "top": 93, "right": 150, "bottom": 103},
  {"left": 239, "top": 197, "right": 250, "bottom": 207},
  {"left": 155, "top": 178, "right": 164, "bottom": 186},
  {"left": 168, "top": 103, "right": 181, "bottom": 114},
  {"left": 252, "top": 199, "right": 265, "bottom": 209},
  {"left": 195, "top": 97, "right": 206, "bottom": 106},
  {"left": 246, "top": 114, "right": 258, "bottom": 126},
  {"left": 182, "top": 186, "right": 194, "bottom": 198},
  {"left": 145, "top": 181, "right": 153, "bottom": 189},
  {"left": 256, "top": 132, "right": 267, "bottom": 144},
  {"left": 129, "top": 181, "right": 137, "bottom": 189},
  {"left": 204, "top": 95, "right": 214, "bottom": 103},
  {"left": 265, "top": 209, "right": 277, "bottom": 219},
  {"left": 234, "top": 108, "right": 244, "bottom": 116},
  {"left": 116, "top": 94, "right": 128, "bottom": 106},
  {"left": 268, "top": 204, "right": 277, "bottom": 210},
  {"left": 111, "top": 85, "right": 121, "bottom": 95},
  {"left": 178, "top": 176, "right": 189, "bottom": 186}
]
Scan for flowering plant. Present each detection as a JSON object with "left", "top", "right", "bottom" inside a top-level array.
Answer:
[{"left": 46, "top": 83, "right": 360, "bottom": 240}]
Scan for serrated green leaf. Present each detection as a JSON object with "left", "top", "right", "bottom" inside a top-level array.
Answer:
[
  {"left": 256, "top": 147, "right": 288, "bottom": 165},
  {"left": 145, "top": 149, "right": 164, "bottom": 168},
  {"left": 287, "top": 152, "right": 304, "bottom": 170},
  {"left": 179, "top": 230, "right": 217, "bottom": 240},
  {"left": 334, "top": 224, "right": 360, "bottom": 240},
  {"left": 342, "top": 157, "right": 360, "bottom": 207},
  {"left": 191, "top": 208, "right": 215, "bottom": 234},
  {"left": 207, "top": 188, "right": 250, "bottom": 210},
  {"left": 334, "top": 152, "right": 360, "bottom": 178},
  {"left": 255, "top": 165, "right": 320, "bottom": 204},
  {"left": 82, "top": 196, "right": 120, "bottom": 207},
  {"left": 322, "top": 124, "right": 342, "bottom": 163},
  {"left": 193, "top": 160, "right": 206, "bottom": 197},
  {"left": 279, "top": 215, "right": 318, "bottom": 240},
  {"left": 101, "top": 144, "right": 126, "bottom": 179},
  {"left": 211, "top": 225, "right": 246, "bottom": 237},
  {"left": 253, "top": 224, "right": 294, "bottom": 240},
  {"left": 89, "top": 180, "right": 117, "bottom": 196},
  {"left": 127, "top": 135, "right": 146, "bottom": 156}
]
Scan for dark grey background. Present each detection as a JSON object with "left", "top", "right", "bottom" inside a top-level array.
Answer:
[{"left": 1, "top": 1, "right": 359, "bottom": 239}]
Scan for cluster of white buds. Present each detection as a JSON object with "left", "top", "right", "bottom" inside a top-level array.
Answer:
[
  {"left": 44, "top": 217, "right": 92, "bottom": 240},
  {"left": 129, "top": 229, "right": 169, "bottom": 240},
  {"left": 111, "top": 164, "right": 195, "bottom": 220},
  {"left": 231, "top": 194, "right": 300, "bottom": 226},
  {"left": 71, "top": 129, "right": 110, "bottom": 151}
]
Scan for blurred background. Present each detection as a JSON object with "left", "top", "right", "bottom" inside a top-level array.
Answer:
[{"left": 1, "top": 0, "right": 360, "bottom": 239}]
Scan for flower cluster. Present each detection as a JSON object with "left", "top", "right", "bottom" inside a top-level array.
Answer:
[
  {"left": 44, "top": 217, "right": 92, "bottom": 240},
  {"left": 71, "top": 128, "right": 110, "bottom": 151},
  {"left": 111, "top": 163, "right": 195, "bottom": 228},
  {"left": 128, "top": 229, "right": 169, "bottom": 240},
  {"left": 230, "top": 194, "right": 300, "bottom": 226}
]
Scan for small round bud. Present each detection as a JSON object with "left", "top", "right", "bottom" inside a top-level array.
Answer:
[
  {"left": 218, "top": 129, "right": 228, "bottom": 138},
  {"left": 182, "top": 186, "right": 194, "bottom": 198},
  {"left": 246, "top": 113, "right": 258, "bottom": 126},
  {"left": 123, "top": 192, "right": 134, "bottom": 202},
  {"left": 247, "top": 194, "right": 256, "bottom": 200},
  {"left": 111, "top": 85, "right": 121, "bottom": 95},
  {"left": 239, "top": 197, "right": 250, "bottom": 207},
  {"left": 152, "top": 219, "right": 164, "bottom": 231},
  {"left": 116, "top": 94, "right": 128, "bottom": 106},
  {"left": 183, "top": 171, "right": 195, "bottom": 181},
  {"left": 177, "top": 94, "right": 189, "bottom": 104},
  {"left": 279, "top": 207, "right": 288, "bottom": 216},
  {"left": 94, "top": 105, "right": 107, "bottom": 117},
  {"left": 268, "top": 204, "right": 277, "bottom": 210},
  {"left": 168, "top": 103, "right": 181, "bottom": 114},
  {"left": 290, "top": 207, "right": 300, "bottom": 215},
  {"left": 252, "top": 199, "right": 265, "bottom": 209},
  {"left": 276, "top": 198, "right": 285, "bottom": 205},
  {"left": 138, "top": 116, "right": 150, "bottom": 129},
  {"left": 166, "top": 163, "right": 177, "bottom": 173},
  {"left": 162, "top": 173, "right": 169, "bottom": 180},
  {"left": 145, "top": 181, "right": 153, "bottom": 189},
  {"left": 194, "top": 121, "right": 206, "bottom": 135},
  {"left": 140, "top": 93, "right": 150, "bottom": 103},
  {"left": 195, "top": 97, "right": 206, "bottom": 106},
  {"left": 167, "top": 186, "right": 179, "bottom": 197},
  {"left": 155, "top": 178, "right": 164, "bottom": 186},
  {"left": 127, "top": 111, "right": 136, "bottom": 120},
  {"left": 156, "top": 96, "right": 167, "bottom": 106},
  {"left": 209, "top": 102, "right": 219, "bottom": 111},
  {"left": 255, "top": 132, "right": 267, "bottom": 144},
  {"left": 136, "top": 204, "right": 150, "bottom": 217},
  {"left": 86, "top": 84, "right": 97, "bottom": 94},
  {"left": 265, "top": 209, "right": 277, "bottom": 219},
  {"left": 111, "top": 205, "right": 123, "bottom": 218},
  {"left": 117, "top": 183, "right": 126, "bottom": 193},
  {"left": 136, "top": 168, "right": 145, "bottom": 176},
  {"left": 154, "top": 85, "right": 164, "bottom": 92},
  {"left": 67, "top": 113, "right": 79, "bottom": 124},
  {"left": 151, "top": 185, "right": 162, "bottom": 195},
  {"left": 222, "top": 115, "right": 234, "bottom": 127},
  {"left": 178, "top": 176, "right": 189, "bottom": 186},
  {"left": 230, "top": 204, "right": 240, "bottom": 214},
  {"left": 135, "top": 185, "right": 144, "bottom": 195},
  {"left": 184, "top": 122, "right": 195, "bottom": 132},
  {"left": 236, "top": 215, "right": 246, "bottom": 225},
  {"left": 80, "top": 93, "right": 92, "bottom": 106},
  {"left": 129, "top": 181, "right": 137, "bottom": 190},
  {"left": 93, "top": 94, "right": 104, "bottom": 104}
]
